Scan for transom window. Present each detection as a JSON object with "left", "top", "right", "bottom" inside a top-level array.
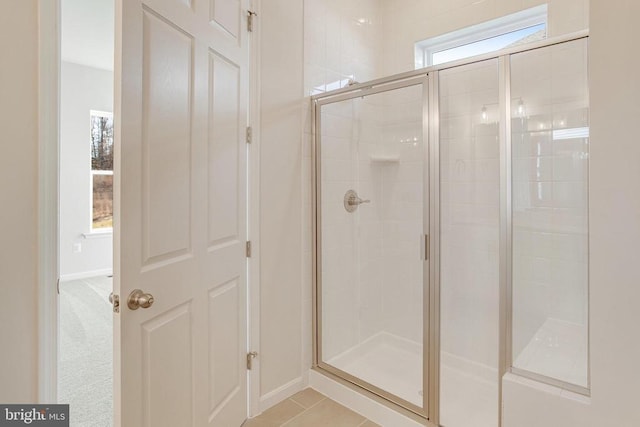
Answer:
[{"left": 415, "top": 5, "right": 547, "bottom": 68}]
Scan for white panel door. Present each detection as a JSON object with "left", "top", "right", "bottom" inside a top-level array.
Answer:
[{"left": 114, "top": 0, "right": 249, "bottom": 425}]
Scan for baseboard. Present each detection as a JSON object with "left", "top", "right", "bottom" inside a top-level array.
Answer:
[
  {"left": 60, "top": 268, "right": 113, "bottom": 281},
  {"left": 258, "top": 376, "right": 305, "bottom": 414}
]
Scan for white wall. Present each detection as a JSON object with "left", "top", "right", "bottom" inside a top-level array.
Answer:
[
  {"left": 380, "top": 0, "right": 590, "bottom": 77},
  {"left": 0, "top": 0, "right": 39, "bottom": 402},
  {"left": 60, "top": 61, "right": 113, "bottom": 279},
  {"left": 503, "top": 1, "right": 640, "bottom": 425},
  {"left": 258, "top": 0, "right": 306, "bottom": 408}
]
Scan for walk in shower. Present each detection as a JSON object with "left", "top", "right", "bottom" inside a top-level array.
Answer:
[{"left": 312, "top": 34, "right": 589, "bottom": 427}]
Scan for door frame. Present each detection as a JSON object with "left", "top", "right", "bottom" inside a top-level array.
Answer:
[
  {"left": 37, "top": 0, "right": 263, "bottom": 416},
  {"left": 247, "top": 0, "right": 262, "bottom": 418},
  {"left": 37, "top": 0, "right": 61, "bottom": 405}
]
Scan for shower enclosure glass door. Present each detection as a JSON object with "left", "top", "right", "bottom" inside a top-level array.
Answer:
[
  {"left": 315, "top": 78, "right": 429, "bottom": 415},
  {"left": 313, "top": 34, "right": 589, "bottom": 427}
]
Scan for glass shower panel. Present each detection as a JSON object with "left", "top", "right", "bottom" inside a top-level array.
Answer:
[
  {"left": 438, "top": 59, "right": 500, "bottom": 427},
  {"left": 319, "top": 82, "right": 426, "bottom": 410},
  {"left": 510, "top": 39, "right": 589, "bottom": 388}
]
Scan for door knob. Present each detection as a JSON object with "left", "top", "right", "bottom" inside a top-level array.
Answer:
[{"left": 127, "top": 289, "right": 155, "bottom": 310}]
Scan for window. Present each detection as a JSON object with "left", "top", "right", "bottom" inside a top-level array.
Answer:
[
  {"left": 415, "top": 5, "right": 547, "bottom": 68},
  {"left": 90, "top": 111, "right": 114, "bottom": 231}
]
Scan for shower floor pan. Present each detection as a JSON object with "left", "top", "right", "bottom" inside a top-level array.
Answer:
[
  {"left": 514, "top": 317, "right": 588, "bottom": 388},
  {"left": 326, "top": 332, "right": 498, "bottom": 427}
]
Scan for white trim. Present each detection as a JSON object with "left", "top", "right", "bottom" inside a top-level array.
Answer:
[
  {"left": 247, "top": 0, "right": 262, "bottom": 418},
  {"left": 89, "top": 109, "right": 113, "bottom": 118},
  {"left": 257, "top": 377, "right": 305, "bottom": 414},
  {"left": 83, "top": 230, "right": 113, "bottom": 239},
  {"left": 415, "top": 4, "right": 548, "bottom": 67},
  {"left": 38, "top": 0, "right": 61, "bottom": 405},
  {"left": 60, "top": 269, "right": 113, "bottom": 282}
]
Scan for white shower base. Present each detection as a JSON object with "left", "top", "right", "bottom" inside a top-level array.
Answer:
[
  {"left": 514, "top": 317, "right": 588, "bottom": 388},
  {"left": 439, "top": 353, "right": 498, "bottom": 427},
  {"left": 327, "top": 332, "right": 423, "bottom": 407},
  {"left": 326, "top": 332, "right": 499, "bottom": 427}
]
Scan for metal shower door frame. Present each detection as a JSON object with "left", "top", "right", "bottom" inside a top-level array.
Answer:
[{"left": 311, "top": 73, "right": 438, "bottom": 424}]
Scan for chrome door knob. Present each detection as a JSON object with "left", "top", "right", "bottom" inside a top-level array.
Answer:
[{"left": 127, "top": 289, "right": 155, "bottom": 310}]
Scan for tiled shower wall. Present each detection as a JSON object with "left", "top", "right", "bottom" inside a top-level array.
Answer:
[
  {"left": 510, "top": 39, "right": 589, "bottom": 387},
  {"left": 302, "top": 0, "right": 589, "bottom": 383},
  {"left": 319, "top": 84, "right": 425, "bottom": 359},
  {"left": 439, "top": 60, "right": 501, "bottom": 373},
  {"left": 303, "top": 0, "right": 384, "bottom": 366},
  {"left": 376, "top": 87, "right": 424, "bottom": 344}
]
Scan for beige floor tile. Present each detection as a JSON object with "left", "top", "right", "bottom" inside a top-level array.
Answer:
[
  {"left": 248, "top": 399, "right": 305, "bottom": 426},
  {"left": 283, "top": 398, "right": 366, "bottom": 427},
  {"left": 358, "top": 420, "right": 382, "bottom": 427},
  {"left": 242, "top": 417, "right": 270, "bottom": 427},
  {"left": 289, "top": 388, "right": 326, "bottom": 409}
]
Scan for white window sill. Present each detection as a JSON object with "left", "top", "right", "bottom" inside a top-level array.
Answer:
[{"left": 82, "top": 230, "right": 113, "bottom": 239}]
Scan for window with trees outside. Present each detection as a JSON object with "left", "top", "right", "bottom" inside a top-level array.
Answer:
[{"left": 90, "top": 111, "right": 114, "bottom": 231}]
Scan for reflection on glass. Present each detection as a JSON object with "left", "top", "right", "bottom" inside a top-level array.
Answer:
[
  {"left": 319, "top": 84, "right": 425, "bottom": 409},
  {"left": 438, "top": 59, "right": 500, "bottom": 427},
  {"left": 510, "top": 38, "right": 589, "bottom": 388}
]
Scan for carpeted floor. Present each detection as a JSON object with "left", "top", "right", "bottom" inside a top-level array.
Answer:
[{"left": 58, "top": 275, "right": 113, "bottom": 427}]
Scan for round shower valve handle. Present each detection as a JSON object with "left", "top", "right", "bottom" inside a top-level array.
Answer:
[{"left": 344, "top": 190, "right": 370, "bottom": 213}]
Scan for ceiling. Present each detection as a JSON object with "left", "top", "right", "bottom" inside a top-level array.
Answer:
[{"left": 61, "top": 0, "right": 114, "bottom": 71}]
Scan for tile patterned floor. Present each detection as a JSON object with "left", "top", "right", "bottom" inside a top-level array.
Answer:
[{"left": 243, "top": 388, "right": 380, "bottom": 427}]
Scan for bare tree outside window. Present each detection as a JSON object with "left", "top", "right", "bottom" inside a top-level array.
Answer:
[{"left": 90, "top": 111, "right": 114, "bottom": 230}]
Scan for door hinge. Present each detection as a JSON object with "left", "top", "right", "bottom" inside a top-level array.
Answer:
[
  {"left": 425, "top": 234, "right": 430, "bottom": 261},
  {"left": 421, "top": 234, "right": 430, "bottom": 261},
  {"left": 247, "top": 10, "right": 257, "bottom": 32},
  {"left": 246, "top": 126, "right": 252, "bottom": 144},
  {"left": 109, "top": 292, "right": 120, "bottom": 313},
  {"left": 247, "top": 351, "right": 258, "bottom": 370},
  {"left": 246, "top": 240, "right": 252, "bottom": 258}
]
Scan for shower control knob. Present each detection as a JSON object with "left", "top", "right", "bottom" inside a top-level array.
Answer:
[{"left": 344, "top": 190, "right": 370, "bottom": 213}]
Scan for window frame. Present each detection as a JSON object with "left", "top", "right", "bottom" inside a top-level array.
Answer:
[
  {"left": 414, "top": 5, "right": 548, "bottom": 68},
  {"left": 89, "top": 109, "right": 114, "bottom": 233}
]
